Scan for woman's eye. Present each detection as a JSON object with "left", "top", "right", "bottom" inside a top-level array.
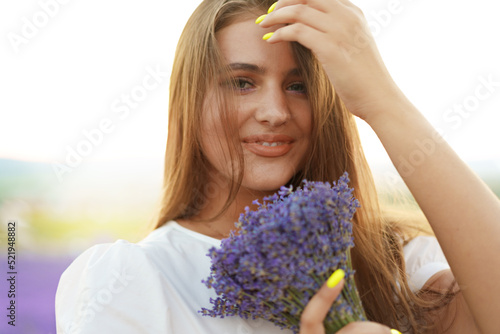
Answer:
[
  {"left": 288, "top": 82, "right": 307, "bottom": 94},
  {"left": 222, "top": 78, "right": 253, "bottom": 91},
  {"left": 234, "top": 78, "right": 253, "bottom": 90}
]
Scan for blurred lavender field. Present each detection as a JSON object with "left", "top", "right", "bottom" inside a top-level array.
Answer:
[{"left": 0, "top": 254, "right": 74, "bottom": 334}]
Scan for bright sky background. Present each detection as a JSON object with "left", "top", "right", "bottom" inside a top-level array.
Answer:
[{"left": 1, "top": 0, "right": 499, "bottom": 172}]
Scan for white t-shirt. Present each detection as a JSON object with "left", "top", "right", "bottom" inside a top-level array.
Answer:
[{"left": 55, "top": 221, "right": 450, "bottom": 334}]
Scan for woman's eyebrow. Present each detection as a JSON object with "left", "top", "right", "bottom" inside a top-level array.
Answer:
[{"left": 288, "top": 68, "right": 301, "bottom": 77}]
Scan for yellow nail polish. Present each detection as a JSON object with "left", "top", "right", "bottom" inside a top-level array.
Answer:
[
  {"left": 268, "top": 2, "right": 277, "bottom": 14},
  {"left": 390, "top": 330, "right": 402, "bottom": 334},
  {"left": 255, "top": 14, "right": 267, "bottom": 24},
  {"left": 262, "top": 32, "right": 274, "bottom": 41},
  {"left": 327, "top": 269, "right": 345, "bottom": 288}
]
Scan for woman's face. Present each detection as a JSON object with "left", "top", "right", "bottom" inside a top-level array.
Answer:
[{"left": 201, "top": 17, "right": 312, "bottom": 194}]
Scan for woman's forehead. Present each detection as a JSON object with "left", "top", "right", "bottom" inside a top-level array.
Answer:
[{"left": 216, "top": 19, "right": 297, "bottom": 72}]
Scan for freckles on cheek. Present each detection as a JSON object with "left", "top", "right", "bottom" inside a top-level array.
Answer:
[
  {"left": 201, "top": 121, "right": 220, "bottom": 150},
  {"left": 201, "top": 109, "right": 228, "bottom": 156}
]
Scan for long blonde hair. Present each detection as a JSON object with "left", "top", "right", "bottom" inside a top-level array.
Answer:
[{"left": 156, "top": 0, "right": 452, "bottom": 331}]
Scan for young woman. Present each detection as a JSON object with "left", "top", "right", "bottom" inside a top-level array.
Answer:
[{"left": 56, "top": 0, "right": 500, "bottom": 333}]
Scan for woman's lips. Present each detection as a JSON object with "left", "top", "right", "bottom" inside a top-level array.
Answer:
[{"left": 242, "top": 134, "right": 294, "bottom": 157}]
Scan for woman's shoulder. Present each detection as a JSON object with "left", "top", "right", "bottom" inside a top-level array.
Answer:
[
  {"left": 55, "top": 221, "right": 220, "bottom": 333},
  {"left": 58, "top": 239, "right": 149, "bottom": 285},
  {"left": 402, "top": 235, "right": 450, "bottom": 292},
  {"left": 58, "top": 220, "right": 219, "bottom": 285},
  {"left": 55, "top": 238, "right": 165, "bottom": 333},
  {"left": 58, "top": 222, "right": 175, "bottom": 277}
]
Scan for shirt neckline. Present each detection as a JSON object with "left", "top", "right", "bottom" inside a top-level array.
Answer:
[{"left": 161, "top": 220, "right": 223, "bottom": 247}]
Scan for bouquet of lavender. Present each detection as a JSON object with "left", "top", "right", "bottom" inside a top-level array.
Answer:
[{"left": 200, "top": 172, "right": 366, "bottom": 333}]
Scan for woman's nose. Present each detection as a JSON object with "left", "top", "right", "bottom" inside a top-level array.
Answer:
[{"left": 254, "top": 89, "right": 291, "bottom": 127}]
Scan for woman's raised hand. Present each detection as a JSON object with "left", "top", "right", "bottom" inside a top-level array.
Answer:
[
  {"left": 258, "top": 0, "right": 402, "bottom": 121},
  {"left": 300, "top": 270, "right": 398, "bottom": 334}
]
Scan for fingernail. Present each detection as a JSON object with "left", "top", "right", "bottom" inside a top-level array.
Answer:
[
  {"left": 255, "top": 14, "right": 267, "bottom": 24},
  {"left": 267, "top": 2, "right": 278, "bottom": 14},
  {"left": 262, "top": 32, "right": 274, "bottom": 41},
  {"left": 390, "top": 330, "right": 402, "bottom": 334},
  {"left": 327, "top": 269, "right": 345, "bottom": 288}
]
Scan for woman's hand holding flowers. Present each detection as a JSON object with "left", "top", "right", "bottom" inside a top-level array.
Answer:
[{"left": 300, "top": 275, "right": 397, "bottom": 334}]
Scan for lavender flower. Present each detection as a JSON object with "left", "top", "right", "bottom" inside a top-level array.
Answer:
[{"left": 200, "top": 172, "right": 366, "bottom": 333}]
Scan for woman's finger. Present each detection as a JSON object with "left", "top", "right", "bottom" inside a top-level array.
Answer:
[
  {"left": 299, "top": 269, "right": 345, "bottom": 334},
  {"left": 271, "top": 0, "right": 339, "bottom": 14},
  {"left": 262, "top": 23, "right": 351, "bottom": 73},
  {"left": 263, "top": 21, "right": 327, "bottom": 45},
  {"left": 299, "top": 269, "right": 402, "bottom": 334},
  {"left": 260, "top": 4, "right": 331, "bottom": 33}
]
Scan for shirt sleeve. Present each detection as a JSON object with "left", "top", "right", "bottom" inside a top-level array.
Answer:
[
  {"left": 55, "top": 240, "right": 171, "bottom": 334},
  {"left": 403, "top": 236, "right": 451, "bottom": 292}
]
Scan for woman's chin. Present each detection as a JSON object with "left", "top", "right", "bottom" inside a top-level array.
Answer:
[{"left": 240, "top": 171, "right": 295, "bottom": 195}]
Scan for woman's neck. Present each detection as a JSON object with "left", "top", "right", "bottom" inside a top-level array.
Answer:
[{"left": 178, "top": 176, "right": 271, "bottom": 239}]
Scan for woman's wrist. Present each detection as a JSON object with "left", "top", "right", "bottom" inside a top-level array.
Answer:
[{"left": 357, "top": 88, "right": 420, "bottom": 133}]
